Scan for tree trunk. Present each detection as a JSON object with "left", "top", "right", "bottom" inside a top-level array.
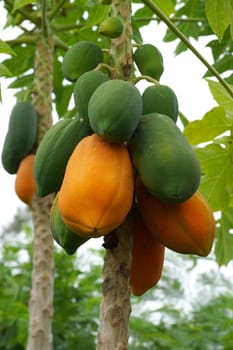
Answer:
[
  {"left": 97, "top": 0, "right": 134, "bottom": 348},
  {"left": 97, "top": 217, "right": 133, "bottom": 350},
  {"left": 27, "top": 36, "right": 55, "bottom": 350},
  {"left": 96, "top": 0, "right": 133, "bottom": 350}
]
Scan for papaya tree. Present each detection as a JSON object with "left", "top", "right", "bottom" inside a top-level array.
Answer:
[{"left": 0, "top": 0, "right": 233, "bottom": 349}]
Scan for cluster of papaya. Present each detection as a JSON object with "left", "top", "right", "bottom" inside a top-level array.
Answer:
[
  {"left": 8, "top": 37, "right": 213, "bottom": 296},
  {"left": 1, "top": 102, "right": 38, "bottom": 205}
]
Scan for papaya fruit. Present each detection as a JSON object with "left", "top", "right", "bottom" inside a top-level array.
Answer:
[
  {"left": 62, "top": 41, "right": 104, "bottom": 82},
  {"left": 34, "top": 116, "right": 92, "bottom": 197},
  {"left": 1, "top": 101, "right": 37, "bottom": 174},
  {"left": 50, "top": 193, "right": 88, "bottom": 255},
  {"left": 15, "top": 154, "right": 37, "bottom": 205},
  {"left": 142, "top": 84, "right": 179, "bottom": 123},
  {"left": 73, "top": 70, "right": 109, "bottom": 122},
  {"left": 128, "top": 113, "right": 201, "bottom": 203},
  {"left": 130, "top": 210, "right": 165, "bottom": 296},
  {"left": 136, "top": 178, "right": 216, "bottom": 256},
  {"left": 88, "top": 79, "right": 142, "bottom": 143},
  {"left": 134, "top": 44, "right": 164, "bottom": 81},
  {"left": 99, "top": 17, "right": 124, "bottom": 38},
  {"left": 58, "top": 133, "right": 134, "bottom": 238}
]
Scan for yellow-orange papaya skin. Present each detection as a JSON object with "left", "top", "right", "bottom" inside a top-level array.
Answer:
[
  {"left": 15, "top": 154, "right": 37, "bottom": 205},
  {"left": 130, "top": 210, "right": 165, "bottom": 297},
  {"left": 58, "top": 134, "right": 134, "bottom": 238},
  {"left": 136, "top": 178, "right": 216, "bottom": 256}
]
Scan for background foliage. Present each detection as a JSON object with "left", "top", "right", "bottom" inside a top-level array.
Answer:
[{"left": 1, "top": 212, "right": 233, "bottom": 349}]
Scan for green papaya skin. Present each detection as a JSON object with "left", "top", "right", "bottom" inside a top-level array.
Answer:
[
  {"left": 142, "top": 84, "right": 179, "bottom": 123},
  {"left": 62, "top": 41, "right": 104, "bottom": 82},
  {"left": 34, "top": 116, "right": 92, "bottom": 197},
  {"left": 134, "top": 44, "right": 164, "bottom": 81},
  {"left": 99, "top": 17, "right": 124, "bottom": 38},
  {"left": 1, "top": 101, "right": 37, "bottom": 174},
  {"left": 50, "top": 194, "right": 87, "bottom": 255},
  {"left": 88, "top": 79, "right": 143, "bottom": 143},
  {"left": 129, "top": 113, "right": 201, "bottom": 203},
  {"left": 73, "top": 70, "right": 109, "bottom": 123}
]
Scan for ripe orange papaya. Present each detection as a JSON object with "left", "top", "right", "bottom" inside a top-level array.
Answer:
[
  {"left": 15, "top": 154, "right": 37, "bottom": 205},
  {"left": 58, "top": 134, "right": 134, "bottom": 238},
  {"left": 136, "top": 178, "right": 215, "bottom": 257},
  {"left": 130, "top": 211, "right": 165, "bottom": 296}
]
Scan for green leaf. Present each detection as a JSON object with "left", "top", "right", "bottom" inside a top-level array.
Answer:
[
  {"left": 2, "top": 45, "right": 35, "bottom": 77},
  {"left": 0, "top": 40, "right": 15, "bottom": 55},
  {"left": 13, "top": 0, "right": 39, "bottom": 12},
  {"left": 153, "top": 0, "right": 175, "bottom": 16},
  {"left": 196, "top": 143, "right": 233, "bottom": 211},
  {"left": 184, "top": 106, "right": 230, "bottom": 145},
  {"left": 0, "top": 63, "right": 12, "bottom": 77},
  {"left": 86, "top": 4, "right": 109, "bottom": 25},
  {"left": 208, "top": 80, "right": 233, "bottom": 113},
  {"left": 208, "top": 79, "right": 233, "bottom": 117},
  {"left": 215, "top": 208, "right": 233, "bottom": 266},
  {"left": 8, "top": 73, "right": 34, "bottom": 89},
  {"left": 205, "top": 0, "right": 233, "bottom": 40}
]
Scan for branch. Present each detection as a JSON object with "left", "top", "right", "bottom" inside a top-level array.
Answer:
[
  {"left": 48, "top": 0, "right": 67, "bottom": 20},
  {"left": 51, "top": 22, "right": 83, "bottom": 32},
  {"left": 42, "top": 0, "right": 49, "bottom": 37},
  {"left": 54, "top": 36, "right": 69, "bottom": 50},
  {"left": 6, "top": 34, "right": 38, "bottom": 47},
  {"left": 133, "top": 16, "right": 206, "bottom": 23},
  {"left": 141, "top": 0, "right": 233, "bottom": 99}
]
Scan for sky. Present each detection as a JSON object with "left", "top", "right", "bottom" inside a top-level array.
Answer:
[{"left": 0, "top": 7, "right": 217, "bottom": 231}]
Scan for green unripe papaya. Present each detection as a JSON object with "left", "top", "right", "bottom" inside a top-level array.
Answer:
[
  {"left": 50, "top": 194, "right": 87, "bottom": 255},
  {"left": 99, "top": 17, "right": 124, "bottom": 38},
  {"left": 62, "top": 41, "right": 104, "bottom": 82},
  {"left": 1, "top": 101, "right": 37, "bottom": 174},
  {"left": 134, "top": 44, "right": 164, "bottom": 81},
  {"left": 34, "top": 116, "right": 92, "bottom": 197},
  {"left": 142, "top": 84, "right": 179, "bottom": 123},
  {"left": 129, "top": 113, "right": 201, "bottom": 203},
  {"left": 73, "top": 70, "right": 109, "bottom": 123},
  {"left": 88, "top": 79, "right": 142, "bottom": 143}
]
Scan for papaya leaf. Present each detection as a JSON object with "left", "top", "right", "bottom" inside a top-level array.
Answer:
[
  {"left": 178, "top": 111, "right": 190, "bottom": 128},
  {"left": 208, "top": 79, "right": 233, "bottom": 117},
  {"left": 205, "top": 0, "right": 233, "bottom": 41},
  {"left": 153, "top": 0, "right": 175, "bottom": 16},
  {"left": 215, "top": 208, "right": 233, "bottom": 266},
  {"left": 13, "top": 0, "right": 39, "bottom": 12},
  {"left": 0, "top": 40, "right": 15, "bottom": 56},
  {"left": 0, "top": 63, "right": 12, "bottom": 77},
  {"left": 2, "top": 45, "right": 35, "bottom": 77},
  {"left": 8, "top": 73, "right": 34, "bottom": 89},
  {"left": 196, "top": 142, "right": 233, "bottom": 211},
  {"left": 86, "top": 4, "right": 109, "bottom": 26},
  {"left": 184, "top": 106, "right": 230, "bottom": 145}
]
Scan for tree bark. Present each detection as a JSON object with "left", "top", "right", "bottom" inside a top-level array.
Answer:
[
  {"left": 97, "top": 0, "right": 134, "bottom": 348},
  {"left": 97, "top": 217, "right": 133, "bottom": 350},
  {"left": 26, "top": 36, "right": 55, "bottom": 350}
]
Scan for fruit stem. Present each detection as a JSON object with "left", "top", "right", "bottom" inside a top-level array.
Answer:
[
  {"left": 131, "top": 74, "right": 159, "bottom": 85},
  {"left": 94, "top": 62, "right": 117, "bottom": 76},
  {"left": 141, "top": 0, "right": 233, "bottom": 100}
]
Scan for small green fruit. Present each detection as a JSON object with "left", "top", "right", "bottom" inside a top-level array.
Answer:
[
  {"left": 99, "top": 17, "right": 124, "bottom": 38},
  {"left": 62, "top": 41, "right": 103, "bottom": 82},
  {"left": 134, "top": 44, "right": 164, "bottom": 81},
  {"left": 142, "top": 84, "right": 179, "bottom": 123}
]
